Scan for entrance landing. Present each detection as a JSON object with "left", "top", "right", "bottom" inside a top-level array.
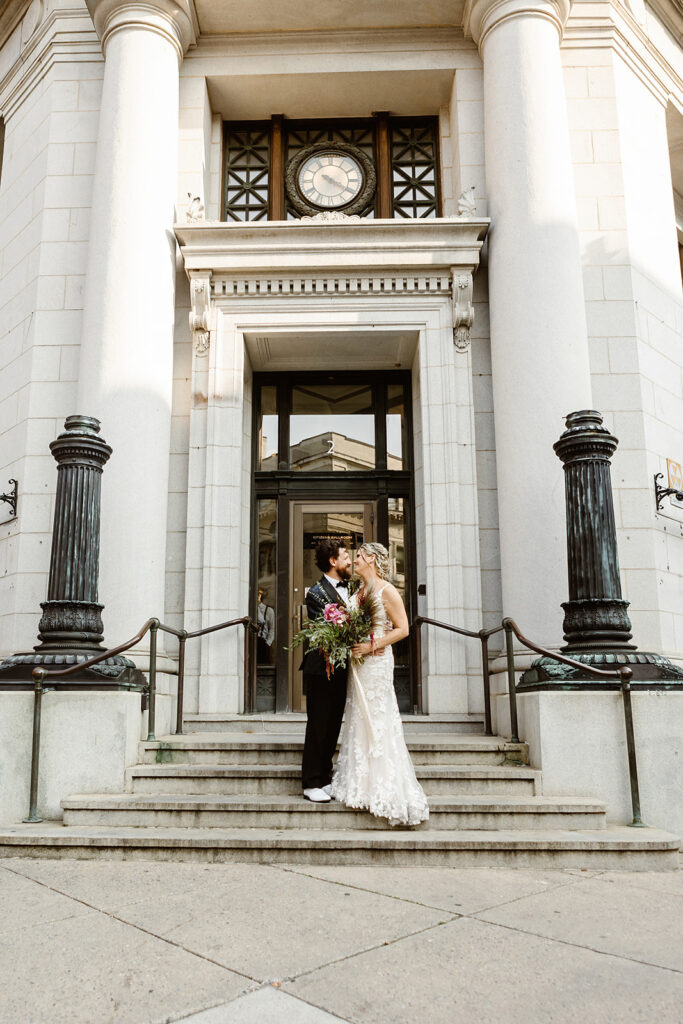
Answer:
[{"left": 183, "top": 713, "right": 486, "bottom": 736}]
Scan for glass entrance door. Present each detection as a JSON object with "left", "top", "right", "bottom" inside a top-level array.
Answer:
[
  {"left": 290, "top": 502, "right": 375, "bottom": 712},
  {"left": 250, "top": 371, "right": 416, "bottom": 714}
]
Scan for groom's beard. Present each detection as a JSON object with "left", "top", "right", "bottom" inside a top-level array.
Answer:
[{"left": 337, "top": 567, "right": 352, "bottom": 582}]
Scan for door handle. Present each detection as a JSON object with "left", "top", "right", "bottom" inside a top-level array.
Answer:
[{"left": 292, "top": 604, "right": 305, "bottom": 630}]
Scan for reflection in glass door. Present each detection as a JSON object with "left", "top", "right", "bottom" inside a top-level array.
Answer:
[{"left": 290, "top": 502, "right": 375, "bottom": 712}]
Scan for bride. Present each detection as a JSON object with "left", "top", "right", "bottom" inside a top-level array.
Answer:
[{"left": 331, "top": 542, "right": 429, "bottom": 826}]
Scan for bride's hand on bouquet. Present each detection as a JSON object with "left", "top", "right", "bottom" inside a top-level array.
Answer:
[{"left": 351, "top": 641, "right": 385, "bottom": 658}]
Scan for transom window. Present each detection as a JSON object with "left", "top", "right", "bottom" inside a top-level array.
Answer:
[
  {"left": 223, "top": 116, "right": 440, "bottom": 222},
  {"left": 255, "top": 375, "right": 409, "bottom": 474}
]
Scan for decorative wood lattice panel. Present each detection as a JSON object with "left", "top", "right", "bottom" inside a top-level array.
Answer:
[
  {"left": 224, "top": 127, "right": 270, "bottom": 221},
  {"left": 391, "top": 121, "right": 439, "bottom": 219},
  {"left": 222, "top": 118, "right": 441, "bottom": 221}
]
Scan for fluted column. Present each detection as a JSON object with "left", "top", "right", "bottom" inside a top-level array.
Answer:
[
  {"left": 554, "top": 410, "right": 634, "bottom": 651},
  {"left": 466, "top": 0, "right": 593, "bottom": 645},
  {"left": 0, "top": 417, "right": 140, "bottom": 682},
  {"left": 79, "top": 1, "right": 193, "bottom": 642},
  {"left": 36, "top": 416, "right": 111, "bottom": 651},
  {"left": 520, "top": 409, "right": 683, "bottom": 684}
]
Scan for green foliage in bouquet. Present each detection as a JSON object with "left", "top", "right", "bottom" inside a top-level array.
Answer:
[{"left": 288, "top": 586, "right": 384, "bottom": 679}]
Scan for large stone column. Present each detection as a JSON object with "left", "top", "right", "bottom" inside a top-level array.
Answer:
[
  {"left": 466, "top": 0, "right": 593, "bottom": 645},
  {"left": 79, "top": 1, "right": 193, "bottom": 643}
]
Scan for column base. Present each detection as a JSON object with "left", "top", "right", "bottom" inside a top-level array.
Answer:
[
  {"left": 519, "top": 650, "right": 683, "bottom": 688},
  {"left": 0, "top": 651, "right": 146, "bottom": 688}
]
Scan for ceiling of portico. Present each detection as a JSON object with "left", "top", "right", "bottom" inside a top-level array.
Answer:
[
  {"left": 244, "top": 330, "right": 418, "bottom": 371},
  {"left": 192, "top": 0, "right": 465, "bottom": 35},
  {"left": 207, "top": 69, "right": 454, "bottom": 119}
]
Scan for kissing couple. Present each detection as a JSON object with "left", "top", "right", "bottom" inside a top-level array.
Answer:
[{"left": 300, "top": 537, "right": 429, "bottom": 827}]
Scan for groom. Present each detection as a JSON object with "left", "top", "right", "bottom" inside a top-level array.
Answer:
[{"left": 301, "top": 538, "right": 352, "bottom": 803}]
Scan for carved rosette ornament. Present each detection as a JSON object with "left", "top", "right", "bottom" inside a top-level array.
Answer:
[
  {"left": 452, "top": 271, "right": 474, "bottom": 351},
  {"left": 189, "top": 274, "right": 213, "bottom": 355}
]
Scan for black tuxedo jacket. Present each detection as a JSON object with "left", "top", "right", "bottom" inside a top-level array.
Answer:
[{"left": 301, "top": 576, "right": 350, "bottom": 693}]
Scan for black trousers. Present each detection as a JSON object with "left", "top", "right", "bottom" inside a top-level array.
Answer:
[{"left": 301, "top": 675, "right": 347, "bottom": 790}]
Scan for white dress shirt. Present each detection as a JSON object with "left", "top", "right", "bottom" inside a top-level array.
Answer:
[{"left": 324, "top": 574, "right": 349, "bottom": 604}]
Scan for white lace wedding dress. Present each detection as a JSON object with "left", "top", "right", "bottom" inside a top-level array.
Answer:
[{"left": 331, "top": 586, "right": 429, "bottom": 826}]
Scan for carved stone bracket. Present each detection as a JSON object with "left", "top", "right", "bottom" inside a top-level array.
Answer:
[
  {"left": 189, "top": 273, "right": 214, "bottom": 355},
  {"left": 452, "top": 270, "right": 474, "bottom": 351}
]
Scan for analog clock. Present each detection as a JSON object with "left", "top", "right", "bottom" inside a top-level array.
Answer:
[
  {"left": 297, "top": 151, "right": 364, "bottom": 209},
  {"left": 286, "top": 142, "right": 376, "bottom": 217}
]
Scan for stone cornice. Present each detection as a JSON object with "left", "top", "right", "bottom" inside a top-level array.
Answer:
[
  {"left": 0, "top": 8, "right": 101, "bottom": 120},
  {"left": 464, "top": 0, "right": 571, "bottom": 45},
  {"left": 175, "top": 218, "right": 489, "bottom": 276},
  {"left": 564, "top": 0, "right": 683, "bottom": 106},
  {"left": 183, "top": 25, "right": 467, "bottom": 58},
  {"left": 86, "top": 0, "right": 195, "bottom": 58}
]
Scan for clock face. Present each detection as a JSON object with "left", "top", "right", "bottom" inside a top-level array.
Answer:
[{"left": 297, "top": 151, "right": 364, "bottom": 209}]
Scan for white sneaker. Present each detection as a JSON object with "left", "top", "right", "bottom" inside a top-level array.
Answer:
[
  {"left": 322, "top": 784, "right": 333, "bottom": 796},
  {"left": 303, "top": 788, "right": 331, "bottom": 803}
]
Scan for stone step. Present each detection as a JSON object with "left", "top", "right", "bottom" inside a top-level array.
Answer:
[
  {"left": 182, "top": 713, "right": 485, "bottom": 736},
  {"left": 0, "top": 823, "right": 677, "bottom": 869},
  {"left": 61, "top": 793, "right": 606, "bottom": 831},
  {"left": 127, "top": 763, "right": 541, "bottom": 797},
  {"left": 141, "top": 733, "right": 529, "bottom": 766}
]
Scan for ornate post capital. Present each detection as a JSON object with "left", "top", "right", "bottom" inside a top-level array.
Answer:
[
  {"left": 464, "top": 0, "right": 571, "bottom": 48},
  {"left": 553, "top": 408, "right": 618, "bottom": 466},
  {"left": 86, "top": 0, "right": 196, "bottom": 60}
]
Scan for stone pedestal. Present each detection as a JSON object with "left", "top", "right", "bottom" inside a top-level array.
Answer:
[
  {"left": 519, "top": 690, "right": 683, "bottom": 837},
  {"left": 466, "top": 0, "right": 593, "bottom": 646}
]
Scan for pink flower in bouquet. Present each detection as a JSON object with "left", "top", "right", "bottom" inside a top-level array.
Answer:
[{"left": 323, "top": 603, "right": 349, "bottom": 625}]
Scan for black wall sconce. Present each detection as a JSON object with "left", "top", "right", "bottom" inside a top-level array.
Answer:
[
  {"left": 0, "top": 479, "right": 17, "bottom": 519},
  {"left": 654, "top": 472, "right": 683, "bottom": 512}
]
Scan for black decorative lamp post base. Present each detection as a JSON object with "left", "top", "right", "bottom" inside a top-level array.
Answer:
[
  {"left": 0, "top": 416, "right": 143, "bottom": 688},
  {"left": 520, "top": 410, "right": 683, "bottom": 687}
]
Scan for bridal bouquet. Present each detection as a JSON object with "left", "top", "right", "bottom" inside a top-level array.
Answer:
[{"left": 289, "top": 589, "right": 384, "bottom": 679}]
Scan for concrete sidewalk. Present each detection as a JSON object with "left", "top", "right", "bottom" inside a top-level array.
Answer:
[{"left": 1, "top": 858, "right": 682, "bottom": 1023}]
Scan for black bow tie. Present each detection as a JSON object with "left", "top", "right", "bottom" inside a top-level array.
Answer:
[{"left": 336, "top": 581, "right": 348, "bottom": 589}]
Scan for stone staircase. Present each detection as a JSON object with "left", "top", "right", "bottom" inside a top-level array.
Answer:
[{"left": 0, "top": 715, "right": 679, "bottom": 867}]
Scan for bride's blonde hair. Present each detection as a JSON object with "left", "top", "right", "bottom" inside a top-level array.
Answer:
[
  {"left": 356, "top": 543, "right": 391, "bottom": 631},
  {"left": 358, "top": 542, "right": 391, "bottom": 580}
]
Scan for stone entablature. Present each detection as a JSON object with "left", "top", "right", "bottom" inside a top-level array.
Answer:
[
  {"left": 175, "top": 219, "right": 489, "bottom": 274},
  {"left": 176, "top": 218, "right": 489, "bottom": 355}
]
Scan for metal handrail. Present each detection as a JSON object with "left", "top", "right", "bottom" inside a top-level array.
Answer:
[
  {"left": 24, "top": 613, "right": 257, "bottom": 823},
  {"left": 413, "top": 613, "right": 642, "bottom": 826},
  {"left": 502, "top": 617, "right": 641, "bottom": 826},
  {"left": 413, "top": 616, "right": 503, "bottom": 736}
]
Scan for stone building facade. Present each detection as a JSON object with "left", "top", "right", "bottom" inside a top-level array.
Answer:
[{"left": 0, "top": 0, "right": 682, "bottom": 829}]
